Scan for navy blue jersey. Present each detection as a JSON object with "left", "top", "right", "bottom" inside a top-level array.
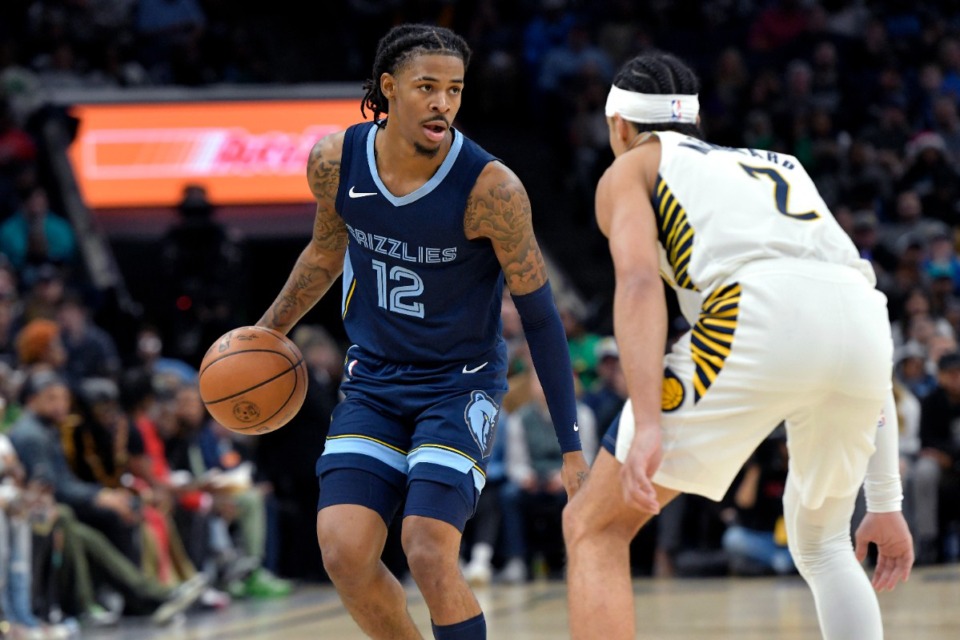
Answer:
[{"left": 334, "top": 122, "right": 506, "bottom": 366}]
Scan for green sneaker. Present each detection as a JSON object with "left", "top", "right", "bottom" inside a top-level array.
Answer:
[{"left": 241, "top": 568, "right": 293, "bottom": 599}]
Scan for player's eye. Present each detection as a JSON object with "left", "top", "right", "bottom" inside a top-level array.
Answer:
[
  {"left": 419, "top": 84, "right": 432, "bottom": 92},
  {"left": 450, "top": 87, "right": 461, "bottom": 95}
]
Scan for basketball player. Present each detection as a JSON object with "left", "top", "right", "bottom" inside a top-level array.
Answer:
[
  {"left": 563, "top": 52, "right": 914, "bottom": 640},
  {"left": 256, "top": 25, "right": 589, "bottom": 640}
]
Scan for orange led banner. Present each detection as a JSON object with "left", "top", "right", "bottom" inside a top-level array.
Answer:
[{"left": 69, "top": 100, "right": 363, "bottom": 208}]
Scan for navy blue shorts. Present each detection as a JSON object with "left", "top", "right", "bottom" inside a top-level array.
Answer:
[{"left": 316, "top": 346, "right": 507, "bottom": 531}]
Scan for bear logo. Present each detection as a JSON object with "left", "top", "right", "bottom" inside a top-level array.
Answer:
[{"left": 464, "top": 390, "right": 499, "bottom": 459}]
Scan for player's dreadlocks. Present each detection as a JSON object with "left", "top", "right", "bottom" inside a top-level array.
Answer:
[
  {"left": 613, "top": 52, "right": 703, "bottom": 139},
  {"left": 361, "top": 24, "right": 472, "bottom": 125}
]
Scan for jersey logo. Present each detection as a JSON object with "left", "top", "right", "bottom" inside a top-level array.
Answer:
[
  {"left": 348, "top": 186, "right": 378, "bottom": 199},
  {"left": 462, "top": 362, "right": 488, "bottom": 374},
  {"left": 661, "top": 367, "right": 685, "bottom": 412},
  {"left": 671, "top": 99, "right": 683, "bottom": 121},
  {"left": 464, "top": 390, "right": 499, "bottom": 458}
]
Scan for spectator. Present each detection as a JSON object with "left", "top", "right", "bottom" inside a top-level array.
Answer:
[
  {"left": 913, "top": 351, "right": 960, "bottom": 564},
  {"left": 581, "top": 336, "right": 627, "bottom": 432},
  {"left": 57, "top": 292, "right": 121, "bottom": 381},
  {"left": 160, "top": 185, "right": 243, "bottom": 363},
  {"left": 505, "top": 373, "right": 597, "bottom": 577},
  {"left": 165, "top": 385, "right": 291, "bottom": 599},
  {"left": 14, "top": 318, "right": 66, "bottom": 375},
  {"left": 8, "top": 371, "right": 140, "bottom": 563},
  {"left": 722, "top": 432, "right": 795, "bottom": 576},
  {"left": 0, "top": 185, "right": 75, "bottom": 280}
]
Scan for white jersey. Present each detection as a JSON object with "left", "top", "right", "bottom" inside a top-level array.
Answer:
[{"left": 652, "top": 131, "right": 873, "bottom": 323}]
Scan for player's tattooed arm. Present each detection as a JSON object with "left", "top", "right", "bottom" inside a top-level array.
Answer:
[
  {"left": 258, "top": 133, "right": 349, "bottom": 334},
  {"left": 464, "top": 162, "right": 548, "bottom": 296}
]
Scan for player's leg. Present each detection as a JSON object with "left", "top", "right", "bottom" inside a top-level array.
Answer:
[
  {"left": 563, "top": 448, "right": 679, "bottom": 640},
  {"left": 316, "top": 394, "right": 420, "bottom": 640},
  {"left": 317, "top": 472, "right": 420, "bottom": 640},
  {"left": 402, "top": 471, "right": 485, "bottom": 639},
  {"left": 403, "top": 385, "right": 505, "bottom": 639},
  {"left": 783, "top": 393, "right": 886, "bottom": 640}
]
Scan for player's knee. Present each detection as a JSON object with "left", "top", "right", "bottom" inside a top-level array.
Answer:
[
  {"left": 562, "top": 498, "right": 593, "bottom": 548},
  {"left": 317, "top": 522, "right": 379, "bottom": 585},
  {"left": 402, "top": 529, "right": 456, "bottom": 585}
]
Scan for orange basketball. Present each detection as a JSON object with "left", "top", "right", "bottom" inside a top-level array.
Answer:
[{"left": 199, "top": 326, "right": 307, "bottom": 435}]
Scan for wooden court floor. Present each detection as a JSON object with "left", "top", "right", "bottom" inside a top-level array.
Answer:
[{"left": 86, "top": 565, "right": 959, "bottom": 639}]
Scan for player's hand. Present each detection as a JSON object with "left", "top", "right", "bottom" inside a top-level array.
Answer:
[
  {"left": 855, "top": 511, "right": 914, "bottom": 592},
  {"left": 620, "top": 423, "right": 662, "bottom": 514},
  {"left": 561, "top": 451, "right": 589, "bottom": 500}
]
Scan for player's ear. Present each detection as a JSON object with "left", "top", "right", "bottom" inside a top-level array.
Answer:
[
  {"left": 615, "top": 115, "right": 634, "bottom": 144},
  {"left": 380, "top": 73, "right": 396, "bottom": 100}
]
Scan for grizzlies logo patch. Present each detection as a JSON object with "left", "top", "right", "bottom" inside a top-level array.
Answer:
[
  {"left": 464, "top": 390, "right": 500, "bottom": 459},
  {"left": 661, "top": 368, "right": 685, "bottom": 412}
]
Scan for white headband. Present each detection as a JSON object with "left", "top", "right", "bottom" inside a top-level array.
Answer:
[{"left": 604, "top": 85, "right": 699, "bottom": 124}]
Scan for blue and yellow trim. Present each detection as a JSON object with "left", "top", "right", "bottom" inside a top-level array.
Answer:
[
  {"left": 690, "top": 283, "right": 741, "bottom": 403},
  {"left": 341, "top": 279, "right": 357, "bottom": 319},
  {"left": 323, "top": 434, "right": 408, "bottom": 473},
  {"left": 652, "top": 176, "right": 700, "bottom": 292},
  {"left": 408, "top": 444, "right": 487, "bottom": 491}
]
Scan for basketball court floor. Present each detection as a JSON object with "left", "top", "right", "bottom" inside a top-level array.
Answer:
[{"left": 85, "top": 565, "right": 959, "bottom": 639}]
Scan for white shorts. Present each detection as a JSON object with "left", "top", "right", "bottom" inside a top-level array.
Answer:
[{"left": 612, "top": 259, "right": 893, "bottom": 510}]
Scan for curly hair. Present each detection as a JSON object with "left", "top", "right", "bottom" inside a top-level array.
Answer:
[{"left": 361, "top": 24, "right": 472, "bottom": 123}]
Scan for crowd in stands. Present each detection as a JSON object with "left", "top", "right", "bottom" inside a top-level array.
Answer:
[{"left": 0, "top": 0, "right": 959, "bottom": 633}]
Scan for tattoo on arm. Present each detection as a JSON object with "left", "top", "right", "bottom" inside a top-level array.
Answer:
[
  {"left": 259, "top": 138, "right": 348, "bottom": 333},
  {"left": 464, "top": 168, "right": 547, "bottom": 294}
]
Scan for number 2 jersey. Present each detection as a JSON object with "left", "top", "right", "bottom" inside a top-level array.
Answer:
[
  {"left": 650, "top": 131, "right": 874, "bottom": 322},
  {"left": 334, "top": 121, "right": 506, "bottom": 367}
]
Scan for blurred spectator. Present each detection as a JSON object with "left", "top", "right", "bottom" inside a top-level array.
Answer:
[
  {"left": 255, "top": 325, "right": 338, "bottom": 581},
  {"left": 913, "top": 351, "right": 960, "bottom": 564},
  {"left": 160, "top": 184, "right": 242, "bottom": 363},
  {"left": 581, "top": 336, "right": 627, "bottom": 433},
  {"left": 165, "top": 385, "right": 291, "bottom": 599},
  {"left": 0, "top": 185, "right": 75, "bottom": 280},
  {"left": 747, "top": 0, "right": 810, "bottom": 53},
  {"left": 134, "top": 326, "right": 197, "bottom": 392},
  {"left": 58, "top": 292, "right": 121, "bottom": 381},
  {"left": 14, "top": 318, "right": 66, "bottom": 375},
  {"left": 504, "top": 373, "right": 596, "bottom": 577},
  {"left": 899, "top": 132, "right": 960, "bottom": 224},
  {"left": 559, "top": 301, "right": 600, "bottom": 391},
  {"left": 895, "top": 341, "right": 937, "bottom": 401},
  {"left": 722, "top": 432, "right": 794, "bottom": 576},
  {"left": 0, "top": 98, "right": 35, "bottom": 214},
  {"left": 18, "top": 263, "right": 66, "bottom": 326},
  {"left": 8, "top": 371, "right": 140, "bottom": 562}
]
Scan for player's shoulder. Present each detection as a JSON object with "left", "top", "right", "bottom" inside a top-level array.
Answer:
[
  {"left": 306, "top": 130, "right": 348, "bottom": 201},
  {"left": 600, "top": 135, "right": 661, "bottom": 195},
  {"left": 471, "top": 160, "right": 526, "bottom": 198},
  {"left": 308, "top": 130, "right": 347, "bottom": 169}
]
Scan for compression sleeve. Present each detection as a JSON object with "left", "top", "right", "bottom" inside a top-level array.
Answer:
[
  {"left": 864, "top": 389, "right": 903, "bottom": 513},
  {"left": 512, "top": 282, "right": 582, "bottom": 453}
]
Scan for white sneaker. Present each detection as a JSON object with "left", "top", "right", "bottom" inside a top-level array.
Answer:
[
  {"left": 498, "top": 558, "right": 527, "bottom": 584},
  {"left": 463, "top": 560, "right": 492, "bottom": 586}
]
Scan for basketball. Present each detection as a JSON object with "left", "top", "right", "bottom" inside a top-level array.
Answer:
[{"left": 199, "top": 326, "right": 308, "bottom": 435}]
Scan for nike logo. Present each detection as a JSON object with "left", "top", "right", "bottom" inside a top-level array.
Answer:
[
  {"left": 462, "top": 362, "right": 488, "bottom": 374},
  {"left": 348, "top": 186, "right": 378, "bottom": 198},
  {"left": 574, "top": 423, "right": 580, "bottom": 432}
]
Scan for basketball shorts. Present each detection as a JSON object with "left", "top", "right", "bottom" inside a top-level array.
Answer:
[
  {"left": 603, "top": 259, "right": 893, "bottom": 510},
  {"left": 317, "top": 345, "right": 507, "bottom": 529}
]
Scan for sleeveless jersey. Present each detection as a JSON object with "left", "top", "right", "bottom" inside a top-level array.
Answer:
[
  {"left": 650, "top": 131, "right": 873, "bottom": 322},
  {"left": 334, "top": 122, "right": 505, "bottom": 365}
]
